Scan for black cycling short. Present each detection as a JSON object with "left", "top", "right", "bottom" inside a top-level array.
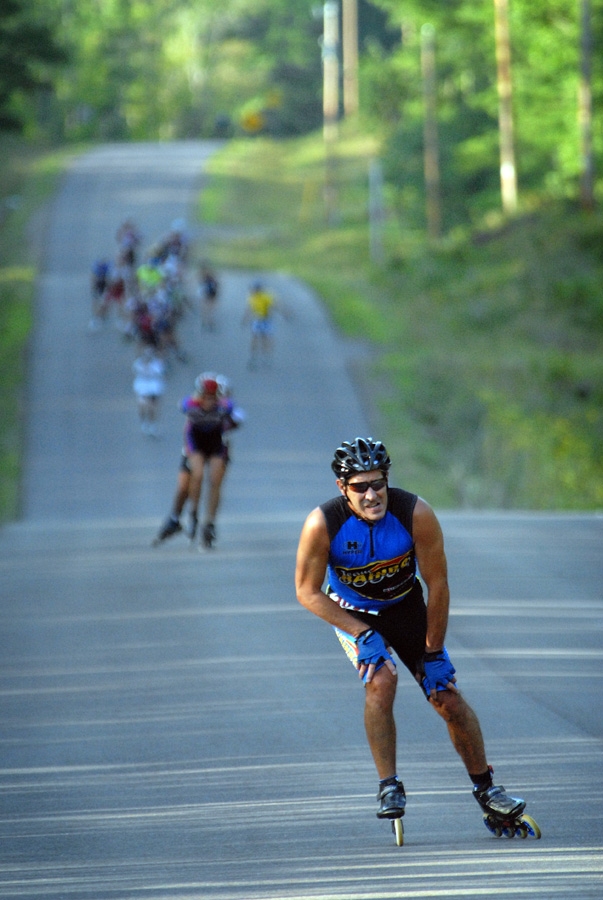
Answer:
[{"left": 335, "top": 581, "right": 427, "bottom": 680}]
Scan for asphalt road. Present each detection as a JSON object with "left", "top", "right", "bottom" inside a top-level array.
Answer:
[{"left": 1, "top": 142, "right": 602, "bottom": 899}]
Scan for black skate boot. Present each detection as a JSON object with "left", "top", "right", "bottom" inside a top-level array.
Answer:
[
  {"left": 473, "top": 783, "right": 526, "bottom": 819},
  {"left": 152, "top": 516, "right": 182, "bottom": 546},
  {"left": 202, "top": 522, "right": 216, "bottom": 548},
  {"left": 376, "top": 779, "right": 406, "bottom": 819},
  {"left": 473, "top": 782, "right": 541, "bottom": 838}
]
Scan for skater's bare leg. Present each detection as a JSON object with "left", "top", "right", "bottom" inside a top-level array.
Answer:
[
  {"left": 205, "top": 456, "right": 226, "bottom": 524},
  {"left": 188, "top": 453, "right": 205, "bottom": 519},
  {"left": 364, "top": 666, "right": 398, "bottom": 780},
  {"left": 429, "top": 690, "right": 488, "bottom": 774},
  {"left": 260, "top": 331, "right": 273, "bottom": 363},
  {"left": 172, "top": 469, "right": 190, "bottom": 518}
]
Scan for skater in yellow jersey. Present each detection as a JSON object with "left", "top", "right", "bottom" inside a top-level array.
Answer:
[{"left": 242, "top": 280, "right": 290, "bottom": 369}]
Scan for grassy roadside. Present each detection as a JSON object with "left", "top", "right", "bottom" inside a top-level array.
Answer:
[
  {"left": 0, "top": 137, "right": 76, "bottom": 524},
  {"left": 198, "top": 131, "right": 603, "bottom": 509}
]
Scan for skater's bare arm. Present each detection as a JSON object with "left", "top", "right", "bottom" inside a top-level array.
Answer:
[
  {"left": 413, "top": 498, "right": 451, "bottom": 655},
  {"left": 295, "top": 508, "right": 368, "bottom": 637},
  {"left": 296, "top": 509, "right": 397, "bottom": 683}
]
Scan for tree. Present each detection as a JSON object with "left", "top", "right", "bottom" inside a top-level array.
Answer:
[
  {"left": 368, "top": 0, "right": 602, "bottom": 229},
  {"left": 579, "top": 0, "right": 595, "bottom": 210},
  {"left": 493, "top": 0, "right": 517, "bottom": 213},
  {"left": 0, "top": 0, "right": 67, "bottom": 131},
  {"left": 50, "top": 0, "right": 325, "bottom": 140}
]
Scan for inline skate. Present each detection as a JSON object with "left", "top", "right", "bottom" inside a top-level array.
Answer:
[
  {"left": 202, "top": 522, "right": 216, "bottom": 548},
  {"left": 377, "top": 779, "right": 406, "bottom": 846},
  {"left": 474, "top": 782, "right": 541, "bottom": 839},
  {"left": 152, "top": 516, "right": 182, "bottom": 546}
]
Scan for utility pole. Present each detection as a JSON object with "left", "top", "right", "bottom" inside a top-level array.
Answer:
[
  {"left": 421, "top": 24, "right": 442, "bottom": 240},
  {"left": 342, "top": 0, "right": 359, "bottom": 118},
  {"left": 579, "top": 0, "right": 595, "bottom": 211},
  {"left": 493, "top": 0, "right": 518, "bottom": 214},
  {"left": 322, "top": 2, "right": 340, "bottom": 224},
  {"left": 323, "top": 1, "right": 340, "bottom": 143}
]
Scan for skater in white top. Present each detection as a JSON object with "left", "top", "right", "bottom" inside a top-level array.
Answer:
[{"left": 132, "top": 346, "right": 166, "bottom": 436}]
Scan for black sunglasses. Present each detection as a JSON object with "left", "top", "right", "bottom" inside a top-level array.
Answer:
[{"left": 345, "top": 477, "right": 388, "bottom": 494}]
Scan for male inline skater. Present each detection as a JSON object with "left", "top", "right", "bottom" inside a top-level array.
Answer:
[{"left": 295, "top": 437, "right": 538, "bottom": 837}]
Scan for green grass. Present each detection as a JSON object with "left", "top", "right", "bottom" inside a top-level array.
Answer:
[
  {"left": 198, "top": 130, "right": 603, "bottom": 509},
  {"left": 0, "top": 137, "right": 77, "bottom": 523}
]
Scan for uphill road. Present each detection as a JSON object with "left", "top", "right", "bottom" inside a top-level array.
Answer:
[{"left": 1, "top": 141, "right": 602, "bottom": 900}]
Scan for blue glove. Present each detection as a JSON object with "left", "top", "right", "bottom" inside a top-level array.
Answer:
[
  {"left": 356, "top": 629, "right": 396, "bottom": 683},
  {"left": 417, "top": 648, "right": 456, "bottom": 697}
]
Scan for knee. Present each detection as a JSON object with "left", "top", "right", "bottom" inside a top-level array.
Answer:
[
  {"left": 430, "top": 689, "right": 468, "bottom": 724},
  {"left": 365, "top": 668, "right": 397, "bottom": 711}
]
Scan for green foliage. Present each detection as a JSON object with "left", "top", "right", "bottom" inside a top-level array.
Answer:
[
  {"left": 480, "top": 392, "right": 603, "bottom": 509},
  {"left": 0, "top": 0, "right": 67, "bottom": 132},
  {"left": 366, "top": 0, "right": 603, "bottom": 226},
  {"left": 4, "top": 0, "right": 602, "bottom": 225},
  {"left": 199, "top": 132, "right": 603, "bottom": 509},
  {"left": 0, "top": 137, "right": 72, "bottom": 522},
  {"left": 199, "top": 131, "right": 394, "bottom": 341},
  {"left": 51, "top": 0, "right": 324, "bottom": 141}
]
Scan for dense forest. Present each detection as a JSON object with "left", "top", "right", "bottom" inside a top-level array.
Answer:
[{"left": 2, "top": 0, "right": 601, "bottom": 224}]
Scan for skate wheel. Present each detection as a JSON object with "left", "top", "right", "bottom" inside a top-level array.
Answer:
[
  {"left": 517, "top": 814, "right": 541, "bottom": 839},
  {"left": 502, "top": 823, "right": 515, "bottom": 838},
  {"left": 482, "top": 814, "right": 502, "bottom": 838},
  {"left": 391, "top": 817, "right": 404, "bottom": 846}
]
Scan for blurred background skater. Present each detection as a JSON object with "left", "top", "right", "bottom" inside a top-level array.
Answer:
[
  {"left": 88, "top": 257, "right": 111, "bottom": 331},
  {"left": 198, "top": 262, "right": 219, "bottom": 331},
  {"left": 179, "top": 373, "right": 244, "bottom": 549},
  {"left": 116, "top": 218, "right": 142, "bottom": 294},
  {"left": 152, "top": 373, "right": 244, "bottom": 547},
  {"left": 132, "top": 345, "right": 166, "bottom": 437},
  {"left": 154, "top": 218, "right": 190, "bottom": 266},
  {"left": 104, "top": 267, "right": 129, "bottom": 332},
  {"left": 242, "top": 280, "right": 291, "bottom": 369}
]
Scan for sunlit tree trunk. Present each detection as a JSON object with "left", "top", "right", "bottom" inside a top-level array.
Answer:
[
  {"left": 579, "top": 0, "right": 595, "bottom": 210},
  {"left": 323, "top": 1, "right": 339, "bottom": 142},
  {"left": 342, "top": 0, "right": 359, "bottom": 118},
  {"left": 421, "top": 24, "right": 441, "bottom": 240},
  {"left": 323, "top": 1, "right": 340, "bottom": 224},
  {"left": 493, "top": 0, "right": 518, "bottom": 214}
]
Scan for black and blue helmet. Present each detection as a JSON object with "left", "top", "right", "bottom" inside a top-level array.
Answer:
[{"left": 331, "top": 437, "right": 391, "bottom": 479}]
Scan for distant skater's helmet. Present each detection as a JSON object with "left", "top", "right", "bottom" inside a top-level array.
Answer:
[
  {"left": 331, "top": 437, "right": 391, "bottom": 479},
  {"left": 194, "top": 373, "right": 218, "bottom": 395}
]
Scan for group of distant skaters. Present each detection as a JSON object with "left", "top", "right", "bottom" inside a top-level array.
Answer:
[
  {"left": 145, "top": 277, "right": 291, "bottom": 547},
  {"left": 89, "top": 218, "right": 187, "bottom": 433},
  {"left": 148, "top": 276, "right": 291, "bottom": 547},
  {"left": 88, "top": 218, "right": 297, "bottom": 548},
  {"left": 89, "top": 218, "right": 223, "bottom": 437},
  {"left": 89, "top": 217, "right": 192, "bottom": 353}
]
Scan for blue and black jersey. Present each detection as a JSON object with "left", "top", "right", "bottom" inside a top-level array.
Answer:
[{"left": 320, "top": 488, "right": 420, "bottom": 614}]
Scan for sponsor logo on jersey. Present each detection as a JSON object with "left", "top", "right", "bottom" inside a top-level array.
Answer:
[
  {"left": 344, "top": 540, "right": 360, "bottom": 553},
  {"left": 333, "top": 551, "right": 415, "bottom": 601}
]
